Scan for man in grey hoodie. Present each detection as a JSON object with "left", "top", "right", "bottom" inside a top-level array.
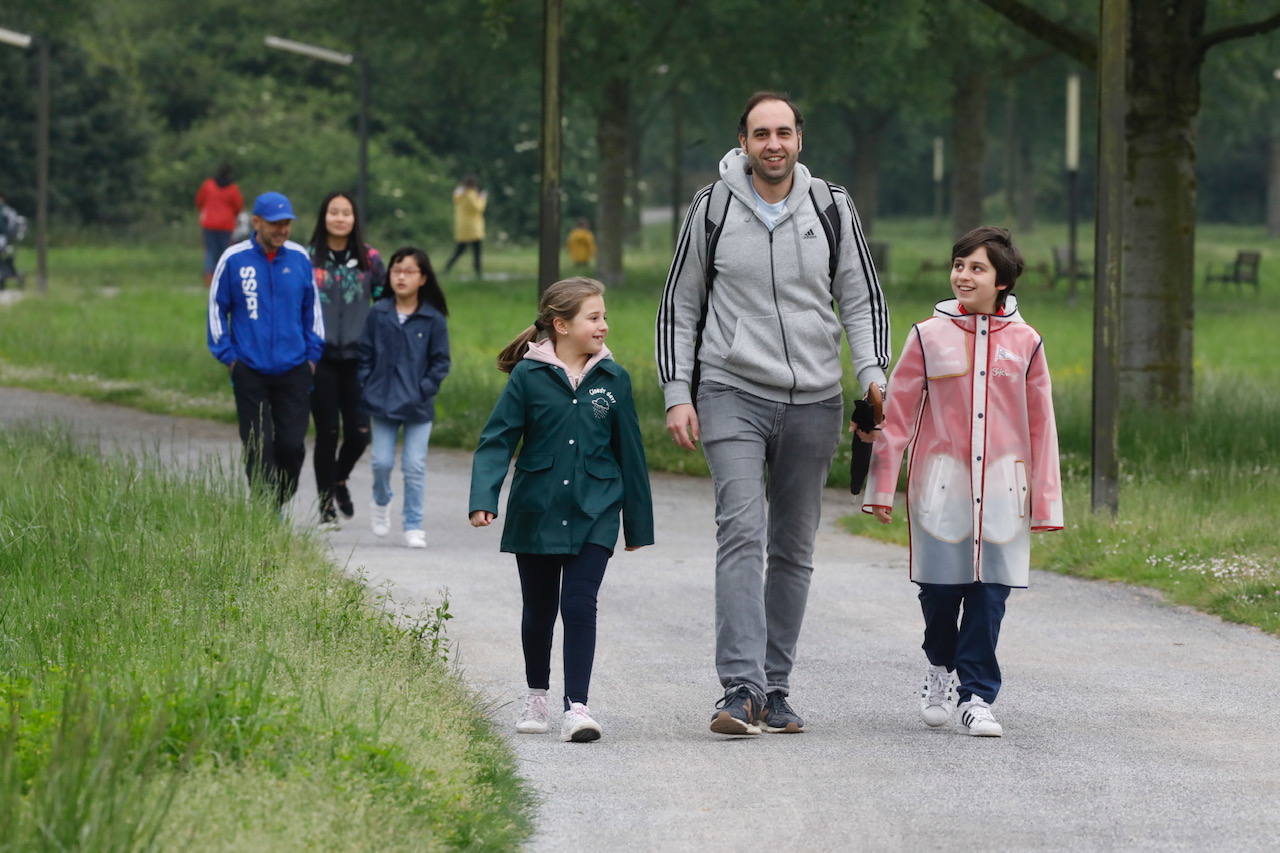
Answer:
[{"left": 656, "top": 92, "right": 890, "bottom": 735}]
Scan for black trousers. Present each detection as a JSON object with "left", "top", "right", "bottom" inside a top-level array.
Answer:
[
  {"left": 310, "top": 357, "right": 369, "bottom": 503},
  {"left": 516, "top": 544, "right": 611, "bottom": 709},
  {"left": 444, "top": 240, "right": 482, "bottom": 276},
  {"left": 231, "top": 361, "right": 312, "bottom": 507}
]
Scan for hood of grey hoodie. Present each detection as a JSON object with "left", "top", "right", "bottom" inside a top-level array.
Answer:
[{"left": 697, "top": 148, "right": 849, "bottom": 402}]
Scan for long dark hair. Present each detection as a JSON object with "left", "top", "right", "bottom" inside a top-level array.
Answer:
[
  {"left": 309, "top": 191, "right": 371, "bottom": 271},
  {"left": 496, "top": 277, "right": 605, "bottom": 373},
  {"left": 385, "top": 246, "right": 448, "bottom": 316}
]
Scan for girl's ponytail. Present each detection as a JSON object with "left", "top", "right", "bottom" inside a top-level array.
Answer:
[
  {"left": 494, "top": 276, "right": 606, "bottom": 374},
  {"left": 497, "top": 324, "right": 540, "bottom": 373}
]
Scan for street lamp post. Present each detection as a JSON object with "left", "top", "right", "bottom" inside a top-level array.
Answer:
[
  {"left": 1065, "top": 73, "right": 1081, "bottom": 305},
  {"left": 264, "top": 36, "right": 368, "bottom": 219},
  {"left": 1, "top": 25, "right": 47, "bottom": 293}
]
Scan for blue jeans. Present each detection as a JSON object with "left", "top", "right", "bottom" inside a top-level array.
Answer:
[
  {"left": 917, "top": 582, "right": 1011, "bottom": 704},
  {"left": 203, "top": 228, "right": 232, "bottom": 276},
  {"left": 370, "top": 416, "right": 432, "bottom": 530}
]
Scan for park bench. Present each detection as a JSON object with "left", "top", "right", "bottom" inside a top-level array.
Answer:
[
  {"left": 1204, "top": 250, "right": 1260, "bottom": 290},
  {"left": 1051, "top": 245, "right": 1090, "bottom": 289}
]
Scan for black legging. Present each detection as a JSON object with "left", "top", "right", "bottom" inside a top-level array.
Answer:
[
  {"left": 516, "top": 544, "right": 611, "bottom": 709},
  {"left": 310, "top": 358, "right": 370, "bottom": 503},
  {"left": 444, "top": 240, "right": 482, "bottom": 276}
]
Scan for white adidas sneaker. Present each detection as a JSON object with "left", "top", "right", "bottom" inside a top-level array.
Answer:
[
  {"left": 958, "top": 697, "right": 1003, "bottom": 737},
  {"left": 920, "top": 664, "right": 958, "bottom": 727}
]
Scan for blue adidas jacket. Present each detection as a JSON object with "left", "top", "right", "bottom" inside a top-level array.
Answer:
[{"left": 207, "top": 236, "right": 325, "bottom": 374}]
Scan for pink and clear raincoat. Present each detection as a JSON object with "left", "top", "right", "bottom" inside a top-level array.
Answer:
[{"left": 861, "top": 296, "right": 1063, "bottom": 587}]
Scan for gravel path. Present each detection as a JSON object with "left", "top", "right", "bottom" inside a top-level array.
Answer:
[{"left": 5, "top": 386, "right": 1278, "bottom": 851}]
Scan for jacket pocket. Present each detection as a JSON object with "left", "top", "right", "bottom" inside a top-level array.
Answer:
[
  {"left": 582, "top": 455, "right": 622, "bottom": 514},
  {"left": 980, "top": 456, "right": 1026, "bottom": 544},
  {"left": 509, "top": 453, "right": 553, "bottom": 511},
  {"left": 911, "top": 454, "right": 970, "bottom": 543},
  {"left": 723, "top": 314, "right": 800, "bottom": 389},
  {"left": 779, "top": 310, "right": 842, "bottom": 391}
]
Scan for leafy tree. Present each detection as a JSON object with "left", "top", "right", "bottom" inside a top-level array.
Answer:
[{"left": 978, "top": 0, "right": 1280, "bottom": 411}]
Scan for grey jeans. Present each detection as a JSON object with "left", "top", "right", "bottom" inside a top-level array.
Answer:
[{"left": 697, "top": 381, "right": 843, "bottom": 697}]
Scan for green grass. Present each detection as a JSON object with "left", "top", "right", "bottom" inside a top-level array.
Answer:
[
  {"left": 0, "top": 427, "right": 531, "bottom": 851},
  {"left": 1, "top": 219, "right": 1278, "bottom": 637}
]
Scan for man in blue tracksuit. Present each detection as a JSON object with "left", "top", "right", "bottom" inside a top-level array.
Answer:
[{"left": 207, "top": 191, "right": 325, "bottom": 508}]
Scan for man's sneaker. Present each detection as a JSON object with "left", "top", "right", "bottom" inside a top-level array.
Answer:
[
  {"left": 370, "top": 502, "right": 391, "bottom": 537},
  {"left": 404, "top": 529, "right": 427, "bottom": 549},
  {"left": 334, "top": 482, "right": 355, "bottom": 518},
  {"left": 759, "top": 691, "right": 805, "bottom": 733},
  {"left": 710, "top": 685, "right": 762, "bottom": 736},
  {"left": 920, "top": 664, "right": 958, "bottom": 727},
  {"left": 515, "top": 690, "right": 550, "bottom": 734},
  {"left": 561, "top": 702, "right": 602, "bottom": 742},
  {"left": 958, "top": 697, "right": 1003, "bottom": 737},
  {"left": 318, "top": 500, "right": 340, "bottom": 532}
]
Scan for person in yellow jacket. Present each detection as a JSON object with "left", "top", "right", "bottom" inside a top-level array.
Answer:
[
  {"left": 445, "top": 175, "right": 487, "bottom": 277},
  {"left": 566, "top": 218, "right": 596, "bottom": 268}
]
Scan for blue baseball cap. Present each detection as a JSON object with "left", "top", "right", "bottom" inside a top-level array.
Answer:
[{"left": 252, "top": 191, "right": 295, "bottom": 222}]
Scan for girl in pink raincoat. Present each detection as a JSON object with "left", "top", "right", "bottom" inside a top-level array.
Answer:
[{"left": 862, "top": 226, "right": 1063, "bottom": 738}]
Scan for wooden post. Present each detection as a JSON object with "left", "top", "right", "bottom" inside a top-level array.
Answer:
[
  {"left": 537, "top": 0, "right": 562, "bottom": 294},
  {"left": 35, "top": 37, "right": 49, "bottom": 293},
  {"left": 1091, "top": 0, "right": 1125, "bottom": 516},
  {"left": 1066, "top": 73, "right": 1080, "bottom": 306}
]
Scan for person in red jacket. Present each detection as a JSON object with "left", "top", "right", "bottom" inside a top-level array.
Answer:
[{"left": 195, "top": 164, "right": 244, "bottom": 286}]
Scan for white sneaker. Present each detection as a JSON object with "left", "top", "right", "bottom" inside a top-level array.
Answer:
[
  {"left": 958, "top": 697, "right": 1003, "bottom": 737},
  {"left": 560, "top": 702, "right": 602, "bottom": 743},
  {"left": 920, "top": 664, "right": 958, "bottom": 727},
  {"left": 370, "top": 502, "right": 391, "bottom": 537},
  {"left": 404, "top": 529, "right": 426, "bottom": 549},
  {"left": 515, "top": 690, "right": 550, "bottom": 734}
]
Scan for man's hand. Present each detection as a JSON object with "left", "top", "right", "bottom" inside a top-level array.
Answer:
[
  {"left": 308, "top": 360, "right": 316, "bottom": 374},
  {"left": 871, "top": 506, "right": 893, "bottom": 524},
  {"left": 666, "top": 403, "right": 700, "bottom": 451},
  {"left": 469, "top": 511, "right": 495, "bottom": 527},
  {"left": 228, "top": 361, "right": 236, "bottom": 375}
]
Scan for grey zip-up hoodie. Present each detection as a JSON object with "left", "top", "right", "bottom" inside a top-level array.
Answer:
[{"left": 656, "top": 148, "right": 890, "bottom": 408}]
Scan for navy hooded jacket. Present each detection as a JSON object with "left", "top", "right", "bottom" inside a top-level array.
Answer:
[
  {"left": 207, "top": 236, "right": 324, "bottom": 374},
  {"left": 357, "top": 298, "right": 451, "bottom": 423}
]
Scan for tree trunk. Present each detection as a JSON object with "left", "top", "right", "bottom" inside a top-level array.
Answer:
[
  {"left": 595, "top": 76, "right": 629, "bottom": 286},
  {"left": 626, "top": 109, "right": 643, "bottom": 247},
  {"left": 951, "top": 74, "right": 988, "bottom": 239},
  {"left": 844, "top": 108, "right": 885, "bottom": 239},
  {"left": 1268, "top": 134, "right": 1280, "bottom": 239},
  {"left": 1120, "top": 2, "right": 1204, "bottom": 411}
]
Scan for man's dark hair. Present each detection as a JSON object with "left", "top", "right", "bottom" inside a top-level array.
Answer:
[
  {"left": 951, "top": 226, "right": 1024, "bottom": 311},
  {"left": 214, "top": 163, "right": 234, "bottom": 188},
  {"left": 737, "top": 91, "right": 804, "bottom": 138}
]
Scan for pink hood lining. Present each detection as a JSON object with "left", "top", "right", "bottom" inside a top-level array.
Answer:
[{"left": 524, "top": 337, "right": 613, "bottom": 388}]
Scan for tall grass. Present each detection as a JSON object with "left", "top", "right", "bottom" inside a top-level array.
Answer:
[{"left": 0, "top": 427, "right": 530, "bottom": 850}]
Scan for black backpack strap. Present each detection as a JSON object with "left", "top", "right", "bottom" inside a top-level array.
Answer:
[
  {"left": 808, "top": 179, "right": 842, "bottom": 283},
  {"left": 692, "top": 181, "right": 732, "bottom": 403}
]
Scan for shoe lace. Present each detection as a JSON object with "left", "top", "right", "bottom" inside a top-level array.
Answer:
[
  {"left": 566, "top": 702, "right": 591, "bottom": 720},
  {"left": 714, "top": 685, "right": 752, "bottom": 710},
  {"left": 923, "top": 669, "right": 953, "bottom": 705},
  {"left": 768, "top": 692, "right": 796, "bottom": 717},
  {"left": 521, "top": 693, "right": 547, "bottom": 718},
  {"left": 965, "top": 701, "right": 995, "bottom": 723}
]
